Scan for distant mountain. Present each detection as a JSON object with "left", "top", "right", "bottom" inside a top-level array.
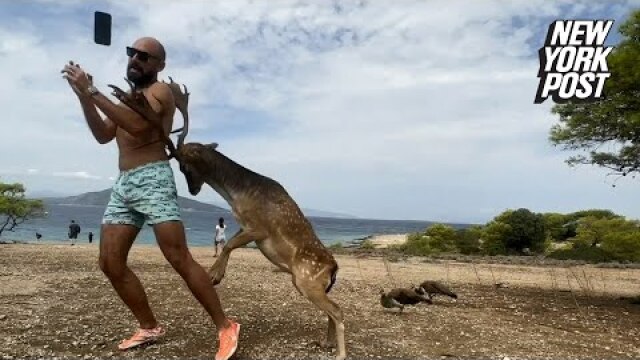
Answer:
[
  {"left": 301, "top": 208, "right": 357, "bottom": 219},
  {"left": 41, "top": 189, "right": 357, "bottom": 219},
  {"left": 28, "top": 190, "right": 71, "bottom": 198},
  {"left": 43, "top": 189, "right": 229, "bottom": 214},
  {"left": 208, "top": 201, "right": 356, "bottom": 219}
]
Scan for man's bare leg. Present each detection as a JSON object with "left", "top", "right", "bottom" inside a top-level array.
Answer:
[
  {"left": 153, "top": 221, "right": 229, "bottom": 329},
  {"left": 99, "top": 224, "right": 158, "bottom": 329}
]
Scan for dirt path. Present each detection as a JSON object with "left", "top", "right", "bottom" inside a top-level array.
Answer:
[{"left": 1, "top": 244, "right": 639, "bottom": 359}]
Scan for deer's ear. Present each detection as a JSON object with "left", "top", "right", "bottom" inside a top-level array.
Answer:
[{"left": 206, "top": 142, "right": 219, "bottom": 150}]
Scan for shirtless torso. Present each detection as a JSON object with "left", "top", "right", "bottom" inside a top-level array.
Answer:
[{"left": 114, "top": 84, "right": 176, "bottom": 170}]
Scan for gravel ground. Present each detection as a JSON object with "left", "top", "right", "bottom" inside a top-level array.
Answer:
[{"left": 1, "top": 243, "right": 639, "bottom": 359}]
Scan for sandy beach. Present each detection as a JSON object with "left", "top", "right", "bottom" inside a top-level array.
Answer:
[
  {"left": 366, "top": 233, "right": 408, "bottom": 248},
  {"left": 1, "top": 240, "right": 639, "bottom": 359}
]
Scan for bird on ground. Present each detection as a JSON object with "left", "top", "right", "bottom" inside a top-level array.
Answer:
[
  {"left": 414, "top": 280, "right": 458, "bottom": 301},
  {"left": 380, "top": 287, "right": 432, "bottom": 312}
]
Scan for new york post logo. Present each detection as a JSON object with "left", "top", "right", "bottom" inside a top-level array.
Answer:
[{"left": 534, "top": 20, "right": 614, "bottom": 104}]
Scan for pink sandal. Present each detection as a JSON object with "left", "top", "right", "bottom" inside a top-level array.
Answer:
[{"left": 118, "top": 326, "right": 165, "bottom": 350}]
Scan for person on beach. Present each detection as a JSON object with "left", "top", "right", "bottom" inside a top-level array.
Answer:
[
  {"left": 88, "top": 232, "right": 94, "bottom": 244},
  {"left": 213, "top": 217, "right": 226, "bottom": 257},
  {"left": 68, "top": 220, "right": 80, "bottom": 245},
  {"left": 61, "top": 37, "right": 239, "bottom": 360}
]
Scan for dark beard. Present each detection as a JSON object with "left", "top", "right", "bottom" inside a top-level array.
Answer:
[{"left": 126, "top": 67, "right": 156, "bottom": 88}]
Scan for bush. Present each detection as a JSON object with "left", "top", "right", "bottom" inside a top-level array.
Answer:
[
  {"left": 481, "top": 221, "right": 510, "bottom": 255},
  {"left": 329, "top": 242, "right": 343, "bottom": 250},
  {"left": 424, "top": 224, "right": 458, "bottom": 252},
  {"left": 552, "top": 216, "right": 640, "bottom": 263},
  {"left": 396, "top": 232, "right": 431, "bottom": 255},
  {"left": 601, "top": 232, "right": 640, "bottom": 262},
  {"left": 455, "top": 227, "right": 482, "bottom": 255},
  {"left": 547, "top": 246, "right": 614, "bottom": 263},
  {"left": 360, "top": 239, "right": 376, "bottom": 250},
  {"left": 395, "top": 224, "right": 460, "bottom": 256}
]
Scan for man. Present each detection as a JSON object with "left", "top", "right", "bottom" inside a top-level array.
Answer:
[
  {"left": 68, "top": 220, "right": 80, "bottom": 245},
  {"left": 61, "top": 37, "right": 239, "bottom": 360}
]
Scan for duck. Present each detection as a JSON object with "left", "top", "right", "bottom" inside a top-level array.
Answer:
[
  {"left": 380, "top": 287, "right": 432, "bottom": 312},
  {"left": 414, "top": 280, "right": 458, "bottom": 301}
]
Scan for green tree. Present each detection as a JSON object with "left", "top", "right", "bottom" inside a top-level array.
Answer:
[
  {"left": 454, "top": 226, "right": 483, "bottom": 255},
  {"left": 487, "top": 208, "right": 547, "bottom": 254},
  {"left": 0, "top": 182, "right": 45, "bottom": 238},
  {"left": 398, "top": 223, "right": 459, "bottom": 255},
  {"left": 571, "top": 216, "right": 639, "bottom": 248},
  {"left": 424, "top": 223, "right": 458, "bottom": 252},
  {"left": 481, "top": 220, "right": 510, "bottom": 255},
  {"left": 400, "top": 232, "right": 431, "bottom": 255},
  {"left": 601, "top": 232, "right": 640, "bottom": 262},
  {"left": 543, "top": 212, "right": 569, "bottom": 241},
  {"left": 567, "top": 209, "right": 620, "bottom": 221},
  {"left": 544, "top": 210, "right": 620, "bottom": 242},
  {"left": 549, "top": 10, "right": 640, "bottom": 177}
]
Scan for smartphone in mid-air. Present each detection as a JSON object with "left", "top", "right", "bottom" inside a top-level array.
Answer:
[{"left": 94, "top": 11, "right": 112, "bottom": 46}]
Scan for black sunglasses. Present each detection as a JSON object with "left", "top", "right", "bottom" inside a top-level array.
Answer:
[{"left": 126, "top": 46, "right": 160, "bottom": 62}]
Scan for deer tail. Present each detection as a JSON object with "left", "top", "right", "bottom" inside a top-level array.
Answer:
[{"left": 325, "top": 264, "right": 338, "bottom": 293}]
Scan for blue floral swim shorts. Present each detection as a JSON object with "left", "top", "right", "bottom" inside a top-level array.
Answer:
[{"left": 102, "top": 161, "right": 181, "bottom": 228}]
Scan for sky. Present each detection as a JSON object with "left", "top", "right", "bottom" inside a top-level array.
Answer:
[{"left": 1, "top": 0, "right": 640, "bottom": 223}]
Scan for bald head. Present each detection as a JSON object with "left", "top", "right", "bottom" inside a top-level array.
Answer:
[
  {"left": 132, "top": 37, "right": 166, "bottom": 62},
  {"left": 126, "top": 36, "right": 166, "bottom": 88}
]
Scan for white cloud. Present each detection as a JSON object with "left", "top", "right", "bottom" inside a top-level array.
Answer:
[
  {"left": 1, "top": 0, "right": 639, "bottom": 222},
  {"left": 52, "top": 171, "right": 102, "bottom": 180}
]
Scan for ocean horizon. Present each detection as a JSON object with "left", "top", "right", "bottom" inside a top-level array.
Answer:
[{"left": 2, "top": 204, "right": 470, "bottom": 246}]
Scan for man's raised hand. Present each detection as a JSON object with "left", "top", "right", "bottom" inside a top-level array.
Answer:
[{"left": 61, "top": 61, "right": 92, "bottom": 97}]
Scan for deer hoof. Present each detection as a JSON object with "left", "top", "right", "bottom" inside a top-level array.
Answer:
[
  {"left": 310, "top": 340, "right": 335, "bottom": 349},
  {"left": 208, "top": 267, "right": 225, "bottom": 285}
]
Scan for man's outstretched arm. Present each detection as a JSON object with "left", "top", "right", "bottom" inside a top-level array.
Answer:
[
  {"left": 61, "top": 61, "right": 117, "bottom": 144},
  {"left": 77, "top": 95, "right": 117, "bottom": 144}
]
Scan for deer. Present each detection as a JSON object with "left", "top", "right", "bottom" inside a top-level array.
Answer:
[{"left": 108, "top": 78, "right": 347, "bottom": 360}]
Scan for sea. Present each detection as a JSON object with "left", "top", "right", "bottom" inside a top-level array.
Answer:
[{"left": 3, "top": 204, "right": 468, "bottom": 246}]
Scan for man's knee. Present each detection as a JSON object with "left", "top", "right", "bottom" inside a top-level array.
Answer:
[
  {"left": 154, "top": 221, "right": 192, "bottom": 270},
  {"left": 99, "top": 255, "right": 128, "bottom": 280},
  {"left": 163, "top": 248, "right": 192, "bottom": 272}
]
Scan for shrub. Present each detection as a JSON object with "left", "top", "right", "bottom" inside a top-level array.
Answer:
[
  {"left": 360, "top": 239, "right": 376, "bottom": 250},
  {"left": 547, "top": 246, "right": 614, "bottom": 263}
]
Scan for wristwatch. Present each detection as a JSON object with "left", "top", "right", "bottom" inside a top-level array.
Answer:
[{"left": 87, "top": 85, "right": 99, "bottom": 96}]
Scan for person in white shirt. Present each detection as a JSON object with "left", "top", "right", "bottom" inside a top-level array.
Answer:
[{"left": 214, "top": 217, "right": 226, "bottom": 257}]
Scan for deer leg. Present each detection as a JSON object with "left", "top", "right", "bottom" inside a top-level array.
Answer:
[
  {"left": 312, "top": 316, "right": 337, "bottom": 349},
  {"left": 293, "top": 277, "right": 346, "bottom": 360},
  {"left": 325, "top": 315, "right": 337, "bottom": 348},
  {"left": 208, "top": 229, "right": 263, "bottom": 285}
]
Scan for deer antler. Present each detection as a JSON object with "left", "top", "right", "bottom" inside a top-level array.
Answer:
[
  {"left": 108, "top": 78, "right": 180, "bottom": 160},
  {"left": 164, "top": 76, "right": 190, "bottom": 150}
]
